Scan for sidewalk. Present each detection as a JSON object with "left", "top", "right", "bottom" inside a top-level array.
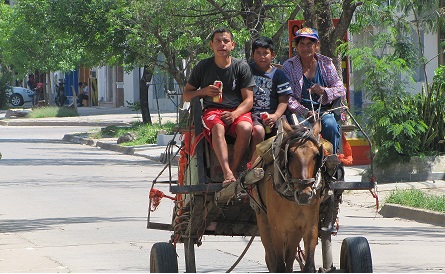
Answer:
[
  {"left": 0, "top": 105, "right": 180, "bottom": 126},
  {"left": 1, "top": 105, "right": 445, "bottom": 227}
]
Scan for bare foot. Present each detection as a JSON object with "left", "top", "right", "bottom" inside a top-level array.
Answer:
[{"left": 222, "top": 176, "right": 236, "bottom": 188}]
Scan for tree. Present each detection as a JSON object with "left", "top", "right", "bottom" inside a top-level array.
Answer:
[
  {"left": 344, "top": 0, "right": 445, "bottom": 165},
  {"left": 108, "top": 0, "right": 302, "bottom": 123},
  {"left": 299, "top": 0, "right": 363, "bottom": 76},
  {"left": 0, "top": 0, "right": 131, "bottom": 105}
]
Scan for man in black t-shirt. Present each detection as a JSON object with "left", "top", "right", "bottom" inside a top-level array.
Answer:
[{"left": 183, "top": 28, "right": 255, "bottom": 187}]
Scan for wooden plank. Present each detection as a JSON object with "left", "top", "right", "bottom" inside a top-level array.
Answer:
[
  {"left": 333, "top": 180, "right": 375, "bottom": 190},
  {"left": 341, "top": 124, "right": 356, "bottom": 132},
  {"left": 170, "top": 183, "right": 221, "bottom": 194},
  {"left": 146, "top": 222, "right": 172, "bottom": 231}
]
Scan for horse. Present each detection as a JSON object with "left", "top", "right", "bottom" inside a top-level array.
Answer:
[{"left": 248, "top": 117, "right": 325, "bottom": 272}]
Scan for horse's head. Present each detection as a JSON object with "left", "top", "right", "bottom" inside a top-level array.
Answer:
[{"left": 273, "top": 118, "right": 324, "bottom": 205}]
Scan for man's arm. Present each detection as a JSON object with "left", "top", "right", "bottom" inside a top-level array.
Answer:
[
  {"left": 273, "top": 95, "right": 289, "bottom": 120},
  {"left": 220, "top": 86, "right": 253, "bottom": 125},
  {"left": 318, "top": 57, "right": 346, "bottom": 105},
  {"left": 183, "top": 83, "right": 221, "bottom": 102},
  {"left": 232, "top": 87, "right": 254, "bottom": 118}
]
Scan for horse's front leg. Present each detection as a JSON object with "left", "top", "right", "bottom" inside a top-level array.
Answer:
[
  {"left": 302, "top": 217, "right": 320, "bottom": 272},
  {"left": 284, "top": 238, "right": 301, "bottom": 272},
  {"left": 256, "top": 211, "right": 281, "bottom": 272}
]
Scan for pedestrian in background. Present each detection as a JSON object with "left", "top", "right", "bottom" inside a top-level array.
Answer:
[{"left": 77, "top": 82, "right": 89, "bottom": 107}]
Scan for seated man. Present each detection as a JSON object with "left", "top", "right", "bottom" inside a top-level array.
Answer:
[
  {"left": 183, "top": 28, "right": 255, "bottom": 187},
  {"left": 77, "top": 82, "right": 89, "bottom": 106},
  {"left": 282, "top": 27, "right": 346, "bottom": 154}
]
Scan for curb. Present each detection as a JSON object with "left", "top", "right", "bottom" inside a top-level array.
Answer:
[
  {"left": 62, "top": 134, "right": 178, "bottom": 165},
  {"left": 0, "top": 120, "right": 132, "bottom": 127},
  {"left": 379, "top": 203, "right": 445, "bottom": 227},
  {"left": 63, "top": 134, "right": 141, "bottom": 158}
]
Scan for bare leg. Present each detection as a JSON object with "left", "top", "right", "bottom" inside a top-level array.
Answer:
[
  {"left": 211, "top": 124, "right": 234, "bottom": 183},
  {"left": 250, "top": 125, "right": 265, "bottom": 165},
  {"left": 231, "top": 121, "right": 252, "bottom": 175}
]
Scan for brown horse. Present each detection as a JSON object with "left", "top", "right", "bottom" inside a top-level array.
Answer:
[{"left": 249, "top": 118, "right": 325, "bottom": 272}]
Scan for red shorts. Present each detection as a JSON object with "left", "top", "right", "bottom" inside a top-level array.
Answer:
[{"left": 202, "top": 108, "right": 253, "bottom": 137}]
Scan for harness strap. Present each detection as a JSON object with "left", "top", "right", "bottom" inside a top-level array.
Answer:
[
  {"left": 243, "top": 160, "right": 268, "bottom": 214},
  {"left": 254, "top": 183, "right": 268, "bottom": 214},
  {"left": 289, "top": 178, "right": 315, "bottom": 185}
]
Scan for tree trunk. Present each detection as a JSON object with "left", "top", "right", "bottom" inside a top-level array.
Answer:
[
  {"left": 301, "top": 0, "right": 361, "bottom": 77},
  {"left": 140, "top": 66, "right": 153, "bottom": 125}
]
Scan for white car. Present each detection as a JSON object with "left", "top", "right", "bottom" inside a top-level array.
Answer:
[{"left": 7, "top": 86, "right": 35, "bottom": 106}]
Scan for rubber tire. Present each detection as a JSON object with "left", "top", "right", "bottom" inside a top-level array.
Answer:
[
  {"left": 150, "top": 242, "right": 178, "bottom": 273},
  {"left": 10, "top": 94, "right": 24, "bottom": 106},
  {"left": 340, "top": 236, "right": 373, "bottom": 273}
]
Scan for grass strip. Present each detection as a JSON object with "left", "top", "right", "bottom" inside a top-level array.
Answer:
[
  {"left": 92, "top": 121, "right": 177, "bottom": 145},
  {"left": 386, "top": 188, "right": 445, "bottom": 213},
  {"left": 27, "top": 106, "right": 78, "bottom": 118}
]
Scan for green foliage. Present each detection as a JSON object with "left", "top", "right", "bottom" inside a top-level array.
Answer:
[
  {"left": 0, "top": 69, "right": 14, "bottom": 109},
  {"left": 421, "top": 66, "right": 445, "bottom": 151},
  {"left": 126, "top": 100, "right": 141, "bottom": 112},
  {"left": 98, "top": 121, "right": 177, "bottom": 145},
  {"left": 359, "top": 63, "right": 445, "bottom": 166},
  {"left": 365, "top": 95, "right": 429, "bottom": 165},
  {"left": 1, "top": 0, "right": 300, "bottom": 81},
  {"left": 26, "top": 106, "right": 79, "bottom": 118},
  {"left": 346, "top": 1, "right": 445, "bottom": 167},
  {"left": 386, "top": 188, "right": 445, "bottom": 213},
  {"left": 0, "top": 0, "right": 128, "bottom": 75}
]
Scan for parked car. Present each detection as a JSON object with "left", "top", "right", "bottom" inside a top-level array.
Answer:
[{"left": 7, "top": 86, "right": 35, "bottom": 106}]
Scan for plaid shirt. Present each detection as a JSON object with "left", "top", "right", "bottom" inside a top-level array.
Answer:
[{"left": 282, "top": 53, "right": 346, "bottom": 116}]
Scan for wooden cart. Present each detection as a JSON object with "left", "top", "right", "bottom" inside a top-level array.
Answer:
[{"left": 147, "top": 98, "right": 376, "bottom": 273}]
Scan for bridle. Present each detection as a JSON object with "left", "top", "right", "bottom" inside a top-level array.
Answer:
[{"left": 271, "top": 126, "right": 324, "bottom": 204}]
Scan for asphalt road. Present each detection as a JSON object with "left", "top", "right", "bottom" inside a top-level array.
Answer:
[
  {"left": 0, "top": 126, "right": 172, "bottom": 272},
  {"left": 1, "top": 126, "right": 445, "bottom": 272}
]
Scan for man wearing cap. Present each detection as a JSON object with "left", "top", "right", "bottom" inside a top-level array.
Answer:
[{"left": 282, "top": 27, "right": 346, "bottom": 154}]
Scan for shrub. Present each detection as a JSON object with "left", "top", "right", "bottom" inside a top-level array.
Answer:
[
  {"left": 98, "top": 121, "right": 177, "bottom": 145},
  {"left": 347, "top": 31, "right": 445, "bottom": 167}
]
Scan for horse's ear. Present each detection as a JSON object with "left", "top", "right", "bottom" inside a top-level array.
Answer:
[{"left": 311, "top": 118, "right": 322, "bottom": 137}]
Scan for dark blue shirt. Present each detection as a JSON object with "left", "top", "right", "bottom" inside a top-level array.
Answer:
[
  {"left": 301, "top": 63, "right": 325, "bottom": 110},
  {"left": 250, "top": 64, "right": 292, "bottom": 113}
]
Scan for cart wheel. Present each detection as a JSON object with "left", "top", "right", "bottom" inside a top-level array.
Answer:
[
  {"left": 150, "top": 242, "right": 178, "bottom": 273},
  {"left": 340, "top": 237, "right": 373, "bottom": 273}
]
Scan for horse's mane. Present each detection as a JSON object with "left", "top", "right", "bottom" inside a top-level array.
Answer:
[{"left": 283, "top": 125, "right": 317, "bottom": 146}]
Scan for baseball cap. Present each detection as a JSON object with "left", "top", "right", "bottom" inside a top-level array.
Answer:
[{"left": 294, "top": 27, "right": 319, "bottom": 41}]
